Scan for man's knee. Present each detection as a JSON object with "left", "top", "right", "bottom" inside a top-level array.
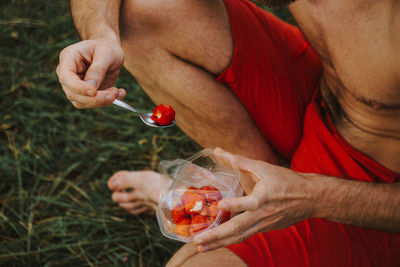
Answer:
[
  {"left": 119, "top": 0, "right": 232, "bottom": 75},
  {"left": 167, "top": 243, "right": 247, "bottom": 267},
  {"left": 120, "top": 0, "right": 207, "bottom": 37}
]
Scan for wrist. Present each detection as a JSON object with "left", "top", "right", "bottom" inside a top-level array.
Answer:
[
  {"left": 83, "top": 26, "right": 121, "bottom": 44},
  {"left": 302, "top": 173, "right": 329, "bottom": 219}
]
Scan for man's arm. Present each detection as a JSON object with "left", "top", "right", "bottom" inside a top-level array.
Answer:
[
  {"left": 310, "top": 174, "right": 400, "bottom": 232},
  {"left": 192, "top": 149, "right": 399, "bottom": 252},
  {"left": 70, "top": 0, "right": 121, "bottom": 41},
  {"left": 56, "top": 0, "right": 125, "bottom": 109}
]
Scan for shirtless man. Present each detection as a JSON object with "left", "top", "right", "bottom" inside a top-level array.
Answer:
[{"left": 56, "top": 0, "right": 400, "bottom": 266}]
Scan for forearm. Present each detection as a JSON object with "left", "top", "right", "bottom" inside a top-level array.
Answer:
[
  {"left": 71, "top": 0, "right": 121, "bottom": 41},
  {"left": 307, "top": 174, "right": 400, "bottom": 232}
]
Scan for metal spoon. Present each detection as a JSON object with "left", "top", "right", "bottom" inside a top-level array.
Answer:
[{"left": 112, "top": 99, "right": 176, "bottom": 128}]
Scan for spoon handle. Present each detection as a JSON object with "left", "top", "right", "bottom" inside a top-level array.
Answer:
[{"left": 112, "top": 99, "right": 139, "bottom": 114}]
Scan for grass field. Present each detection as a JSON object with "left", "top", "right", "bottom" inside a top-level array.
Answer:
[{"left": 0, "top": 1, "right": 292, "bottom": 266}]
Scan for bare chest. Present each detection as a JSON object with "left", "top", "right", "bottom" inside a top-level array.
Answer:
[
  {"left": 291, "top": 0, "right": 400, "bottom": 106},
  {"left": 290, "top": 0, "right": 400, "bottom": 172}
]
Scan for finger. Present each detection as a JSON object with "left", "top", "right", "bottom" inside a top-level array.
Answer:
[
  {"left": 193, "top": 211, "right": 259, "bottom": 247},
  {"left": 117, "top": 88, "right": 126, "bottom": 100},
  {"left": 97, "top": 69, "right": 120, "bottom": 91},
  {"left": 93, "top": 90, "right": 116, "bottom": 106},
  {"left": 64, "top": 87, "right": 115, "bottom": 108},
  {"left": 219, "top": 179, "right": 269, "bottom": 213},
  {"left": 71, "top": 101, "right": 85, "bottom": 109},
  {"left": 84, "top": 47, "right": 117, "bottom": 90},
  {"left": 107, "top": 87, "right": 125, "bottom": 100},
  {"left": 57, "top": 54, "right": 97, "bottom": 97},
  {"left": 63, "top": 88, "right": 95, "bottom": 107},
  {"left": 199, "top": 213, "right": 287, "bottom": 252},
  {"left": 197, "top": 226, "right": 254, "bottom": 252}
]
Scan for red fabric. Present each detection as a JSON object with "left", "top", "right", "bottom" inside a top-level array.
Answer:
[
  {"left": 217, "top": 0, "right": 400, "bottom": 266},
  {"left": 217, "top": 0, "right": 321, "bottom": 161}
]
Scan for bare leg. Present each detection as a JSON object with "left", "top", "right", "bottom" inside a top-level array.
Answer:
[
  {"left": 167, "top": 243, "right": 246, "bottom": 267},
  {"left": 119, "top": 0, "right": 278, "bottom": 163}
]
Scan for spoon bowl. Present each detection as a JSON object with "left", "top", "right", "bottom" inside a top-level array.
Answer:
[{"left": 113, "top": 99, "right": 176, "bottom": 128}]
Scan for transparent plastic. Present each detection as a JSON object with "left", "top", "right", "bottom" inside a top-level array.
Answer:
[{"left": 156, "top": 149, "right": 243, "bottom": 242}]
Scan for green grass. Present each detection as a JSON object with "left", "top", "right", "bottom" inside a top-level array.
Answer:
[{"left": 0, "top": 1, "right": 292, "bottom": 266}]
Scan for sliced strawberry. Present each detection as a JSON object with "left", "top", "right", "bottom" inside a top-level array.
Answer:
[
  {"left": 207, "top": 201, "right": 219, "bottom": 220},
  {"left": 171, "top": 203, "right": 187, "bottom": 224},
  {"left": 175, "top": 217, "right": 191, "bottom": 237},
  {"left": 220, "top": 209, "right": 231, "bottom": 224},
  {"left": 151, "top": 104, "right": 175, "bottom": 125},
  {"left": 181, "top": 188, "right": 206, "bottom": 215},
  {"left": 199, "top": 185, "right": 222, "bottom": 204},
  {"left": 200, "top": 204, "right": 209, "bottom": 217},
  {"left": 190, "top": 215, "right": 213, "bottom": 235},
  {"left": 207, "top": 201, "right": 231, "bottom": 223}
]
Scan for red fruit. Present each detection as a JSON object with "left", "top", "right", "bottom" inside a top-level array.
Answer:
[
  {"left": 207, "top": 201, "right": 219, "bottom": 219},
  {"left": 208, "top": 201, "right": 231, "bottom": 223},
  {"left": 199, "top": 185, "right": 222, "bottom": 204},
  {"left": 200, "top": 205, "right": 209, "bottom": 217},
  {"left": 190, "top": 215, "right": 213, "bottom": 235},
  {"left": 175, "top": 218, "right": 191, "bottom": 237},
  {"left": 151, "top": 104, "right": 175, "bottom": 125},
  {"left": 187, "top": 186, "right": 198, "bottom": 191},
  {"left": 181, "top": 188, "right": 206, "bottom": 215},
  {"left": 171, "top": 204, "right": 187, "bottom": 224},
  {"left": 220, "top": 210, "right": 231, "bottom": 223}
]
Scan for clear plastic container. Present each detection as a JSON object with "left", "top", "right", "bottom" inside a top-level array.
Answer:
[{"left": 156, "top": 149, "right": 243, "bottom": 242}]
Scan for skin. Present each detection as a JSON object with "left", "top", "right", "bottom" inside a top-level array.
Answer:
[{"left": 57, "top": 0, "right": 400, "bottom": 265}]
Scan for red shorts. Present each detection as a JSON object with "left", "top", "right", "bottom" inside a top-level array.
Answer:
[{"left": 217, "top": 0, "right": 400, "bottom": 266}]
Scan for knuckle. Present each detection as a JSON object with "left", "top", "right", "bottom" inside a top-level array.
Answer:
[
  {"left": 89, "top": 98, "right": 97, "bottom": 107},
  {"left": 71, "top": 101, "right": 85, "bottom": 109},
  {"left": 75, "top": 104, "right": 85, "bottom": 110},
  {"left": 59, "top": 47, "right": 72, "bottom": 60},
  {"left": 205, "top": 233, "right": 217, "bottom": 243},
  {"left": 91, "top": 63, "right": 107, "bottom": 75},
  {"left": 251, "top": 197, "right": 261, "bottom": 210},
  {"left": 59, "top": 49, "right": 66, "bottom": 60},
  {"left": 232, "top": 221, "right": 243, "bottom": 236}
]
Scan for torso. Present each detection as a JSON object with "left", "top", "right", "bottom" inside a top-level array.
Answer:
[{"left": 289, "top": 0, "right": 400, "bottom": 173}]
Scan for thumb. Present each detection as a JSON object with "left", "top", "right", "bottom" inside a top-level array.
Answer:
[
  {"left": 84, "top": 48, "right": 115, "bottom": 90},
  {"left": 218, "top": 182, "right": 266, "bottom": 213}
]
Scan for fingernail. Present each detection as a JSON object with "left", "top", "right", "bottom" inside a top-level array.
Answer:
[
  {"left": 112, "top": 89, "right": 118, "bottom": 97},
  {"left": 87, "top": 89, "right": 96, "bottom": 96},
  {"left": 118, "top": 90, "right": 125, "bottom": 99},
  {"left": 86, "top": 79, "right": 98, "bottom": 88},
  {"left": 105, "top": 94, "right": 114, "bottom": 102}
]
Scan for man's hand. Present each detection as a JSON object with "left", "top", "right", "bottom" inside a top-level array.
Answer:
[
  {"left": 56, "top": 39, "right": 126, "bottom": 109},
  {"left": 193, "top": 148, "right": 314, "bottom": 252}
]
